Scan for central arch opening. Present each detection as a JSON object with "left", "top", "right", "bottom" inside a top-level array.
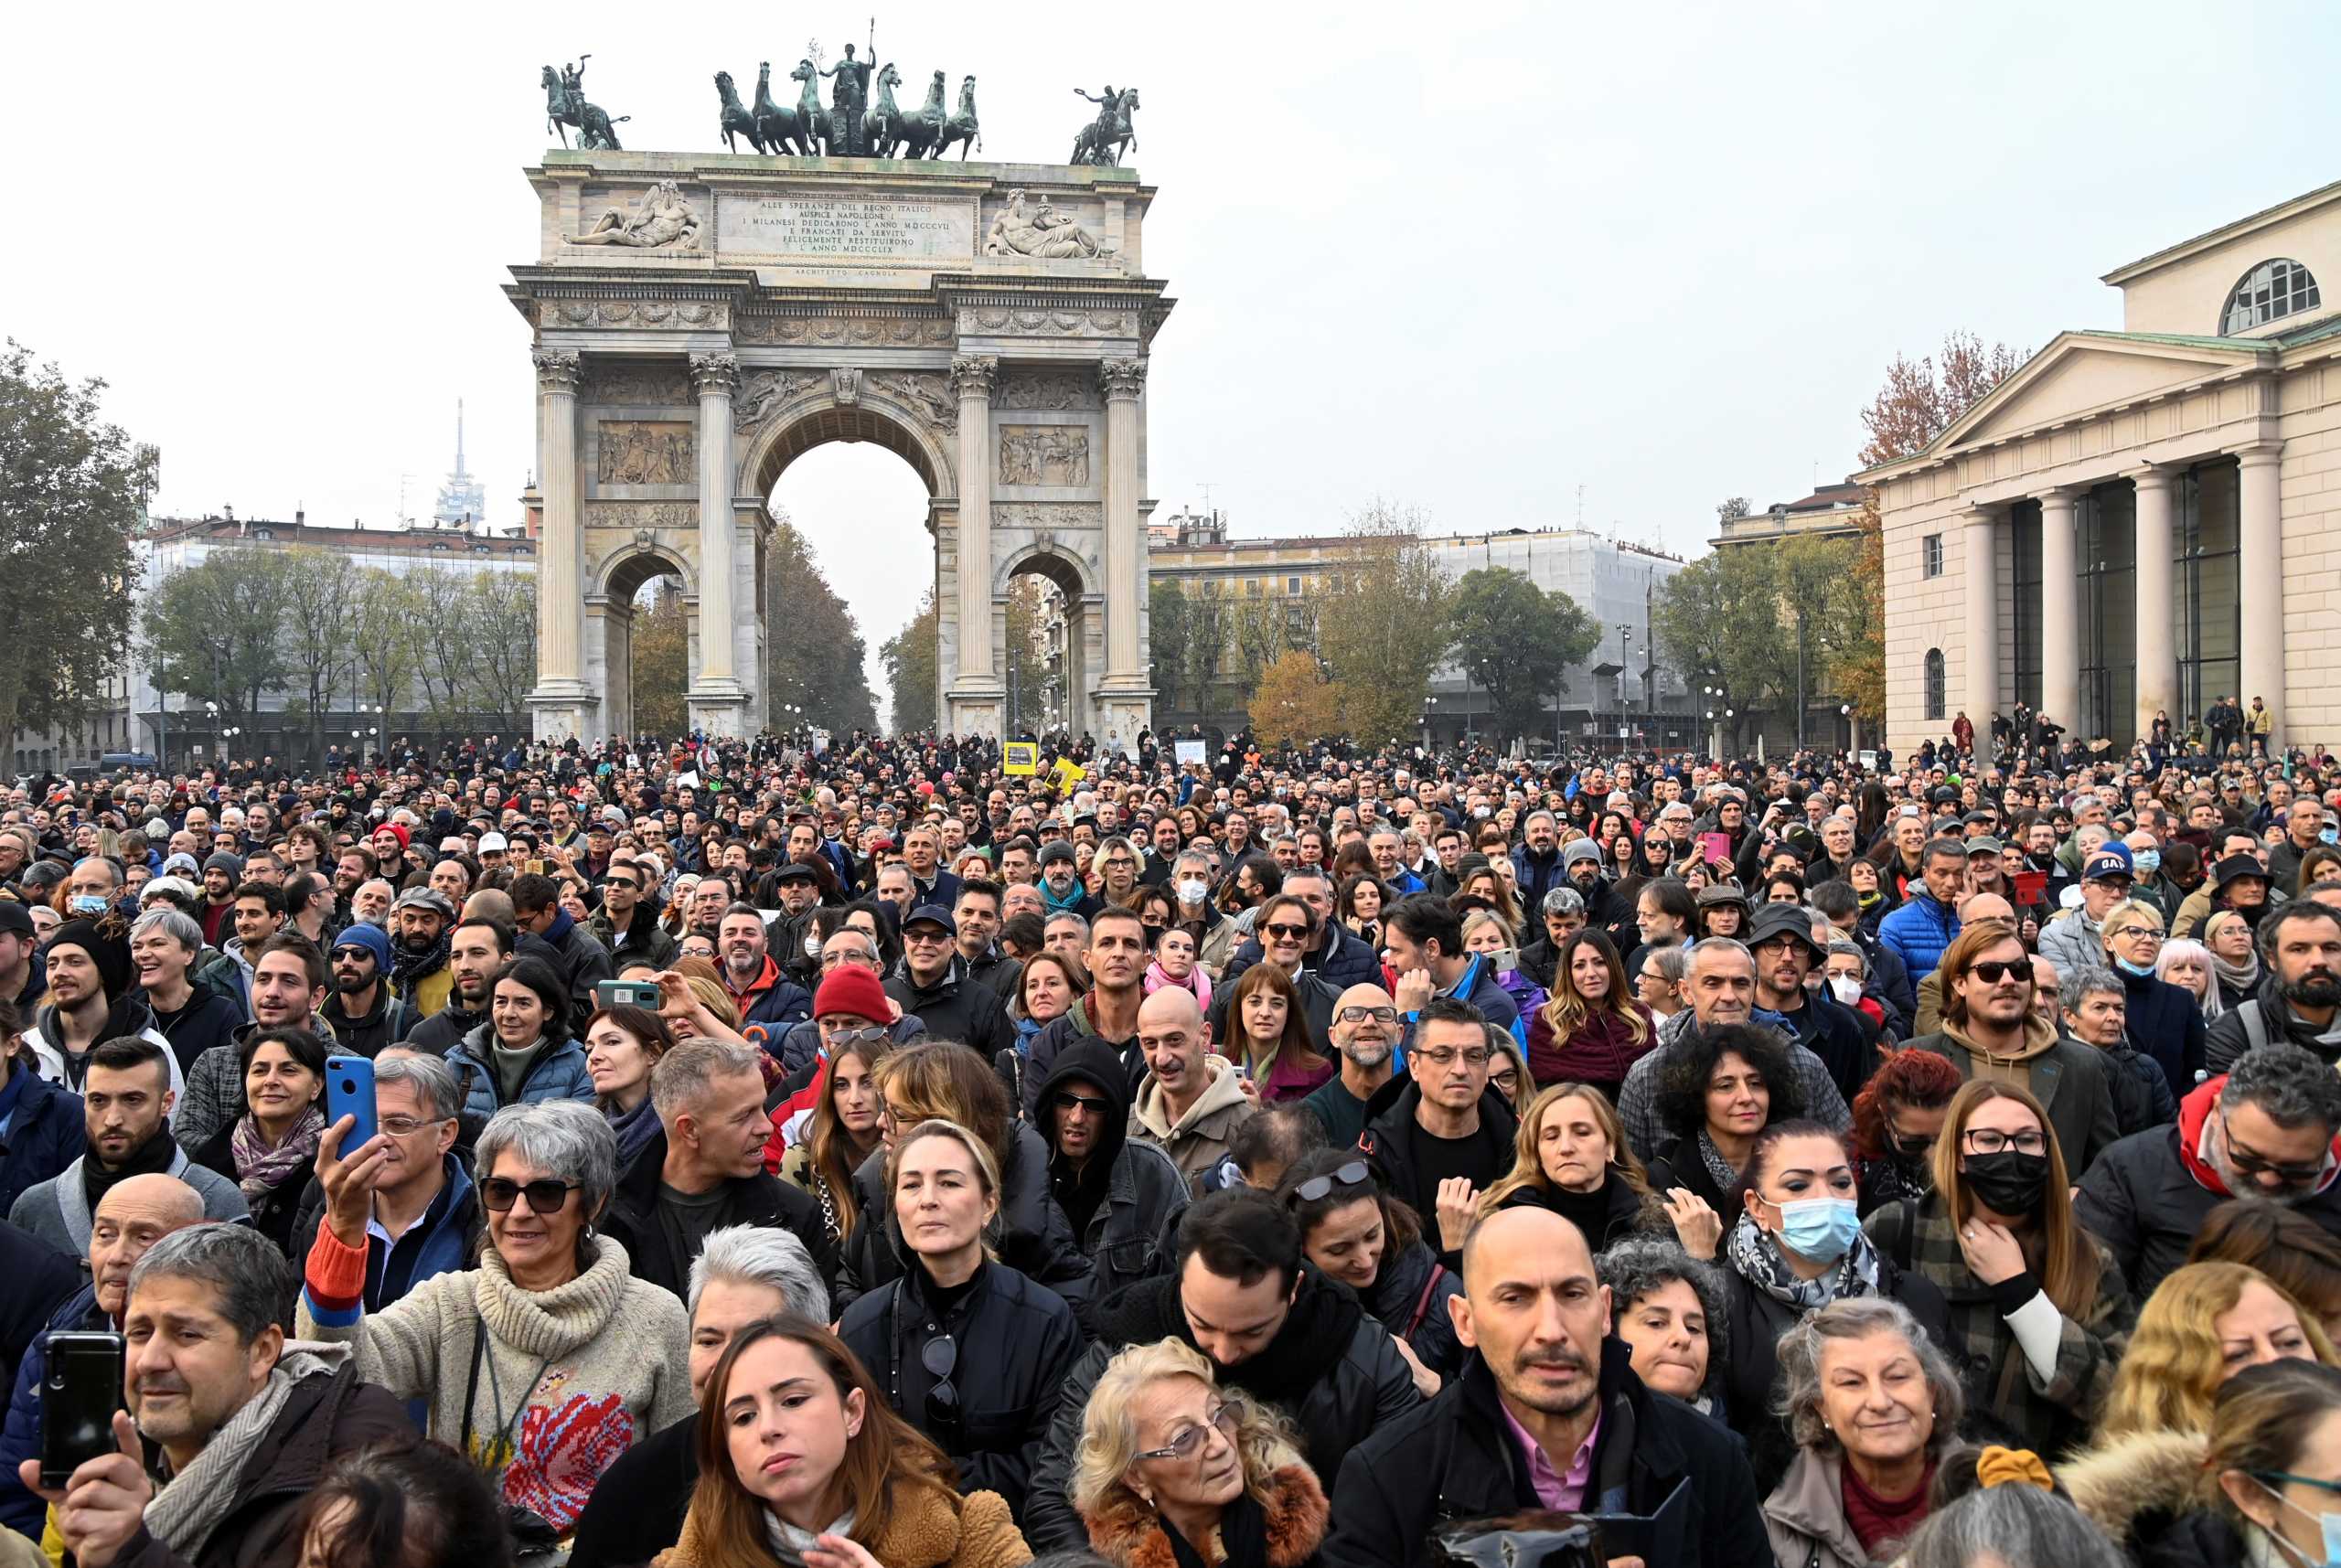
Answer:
[{"left": 767, "top": 443, "right": 934, "bottom": 731}]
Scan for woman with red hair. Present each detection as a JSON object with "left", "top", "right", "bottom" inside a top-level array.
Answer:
[{"left": 1850, "top": 1049, "right": 1964, "bottom": 1217}]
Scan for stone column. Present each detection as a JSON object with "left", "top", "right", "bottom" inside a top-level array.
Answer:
[
  {"left": 687, "top": 354, "right": 748, "bottom": 735},
  {"left": 1099, "top": 358, "right": 1148, "bottom": 684},
  {"left": 526, "top": 350, "right": 596, "bottom": 740},
  {"left": 2037, "top": 488, "right": 2080, "bottom": 738},
  {"left": 1962, "top": 506, "right": 2001, "bottom": 721},
  {"left": 951, "top": 356, "right": 999, "bottom": 690},
  {"left": 2239, "top": 443, "right": 2286, "bottom": 746},
  {"left": 2132, "top": 465, "right": 2177, "bottom": 740}
]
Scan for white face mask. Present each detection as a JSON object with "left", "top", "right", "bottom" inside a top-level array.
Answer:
[
  {"left": 1176, "top": 878, "right": 1208, "bottom": 905},
  {"left": 1828, "top": 975, "right": 1863, "bottom": 1006}
]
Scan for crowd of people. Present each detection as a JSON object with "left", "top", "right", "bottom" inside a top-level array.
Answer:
[{"left": 5, "top": 721, "right": 2341, "bottom": 1568}]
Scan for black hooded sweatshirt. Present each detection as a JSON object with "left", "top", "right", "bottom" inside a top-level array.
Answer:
[{"left": 1040, "top": 1038, "right": 1133, "bottom": 1239}]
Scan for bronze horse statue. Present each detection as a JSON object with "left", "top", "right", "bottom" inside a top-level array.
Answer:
[
  {"left": 894, "top": 69, "right": 946, "bottom": 158},
  {"left": 790, "top": 59, "right": 828, "bottom": 155},
  {"left": 753, "top": 60, "right": 818, "bottom": 155},
  {"left": 1071, "top": 86, "right": 1138, "bottom": 166},
  {"left": 933, "top": 74, "right": 979, "bottom": 159},
  {"left": 861, "top": 63, "right": 903, "bottom": 156},
  {"left": 715, "top": 70, "right": 767, "bottom": 153},
  {"left": 541, "top": 64, "right": 627, "bottom": 151}
]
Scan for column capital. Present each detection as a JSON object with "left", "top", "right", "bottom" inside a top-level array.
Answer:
[
  {"left": 949, "top": 355, "right": 999, "bottom": 400},
  {"left": 2230, "top": 440, "right": 2285, "bottom": 468},
  {"left": 531, "top": 349, "right": 583, "bottom": 392},
  {"left": 2124, "top": 462, "right": 2180, "bottom": 494},
  {"left": 1958, "top": 502, "right": 2000, "bottom": 528},
  {"left": 1098, "top": 357, "right": 1148, "bottom": 401},
  {"left": 689, "top": 352, "right": 740, "bottom": 395},
  {"left": 2036, "top": 485, "right": 2082, "bottom": 513}
]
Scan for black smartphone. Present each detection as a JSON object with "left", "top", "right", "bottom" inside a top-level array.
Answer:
[{"left": 40, "top": 1331, "right": 124, "bottom": 1487}]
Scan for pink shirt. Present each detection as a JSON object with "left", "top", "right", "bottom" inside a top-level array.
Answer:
[{"left": 1499, "top": 1398, "right": 1602, "bottom": 1511}]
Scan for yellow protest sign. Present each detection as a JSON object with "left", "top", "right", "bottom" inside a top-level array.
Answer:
[{"left": 1003, "top": 741, "right": 1040, "bottom": 776}]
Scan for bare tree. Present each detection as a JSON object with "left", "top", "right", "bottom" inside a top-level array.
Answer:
[{"left": 277, "top": 549, "right": 361, "bottom": 766}]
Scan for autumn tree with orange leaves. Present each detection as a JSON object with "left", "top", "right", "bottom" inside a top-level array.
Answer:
[{"left": 1833, "top": 332, "right": 2027, "bottom": 720}]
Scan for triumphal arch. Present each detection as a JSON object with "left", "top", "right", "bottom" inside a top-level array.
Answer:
[{"left": 507, "top": 150, "right": 1171, "bottom": 741}]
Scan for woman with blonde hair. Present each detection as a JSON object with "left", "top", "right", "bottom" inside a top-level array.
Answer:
[
  {"left": 839, "top": 1118, "right": 1082, "bottom": 1524},
  {"left": 663, "top": 1315, "right": 1032, "bottom": 1568},
  {"left": 1860, "top": 1078, "right": 2131, "bottom": 1454},
  {"left": 2097, "top": 1261, "right": 2339, "bottom": 1439},
  {"left": 1476, "top": 1082, "right": 1666, "bottom": 1253},
  {"left": 1071, "top": 1337, "right": 1329, "bottom": 1568}
]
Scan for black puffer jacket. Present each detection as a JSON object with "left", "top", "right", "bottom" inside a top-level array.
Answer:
[
  {"left": 1322, "top": 1340, "right": 1769, "bottom": 1568},
  {"left": 1038, "top": 1039, "right": 1190, "bottom": 1303},
  {"left": 839, "top": 1257, "right": 1084, "bottom": 1528},
  {"left": 600, "top": 1126, "right": 834, "bottom": 1296},
  {"left": 833, "top": 1121, "right": 1096, "bottom": 1326},
  {"left": 1219, "top": 920, "right": 1385, "bottom": 995},
  {"left": 1021, "top": 1269, "right": 1421, "bottom": 1552},
  {"left": 1364, "top": 1239, "right": 1465, "bottom": 1379}
]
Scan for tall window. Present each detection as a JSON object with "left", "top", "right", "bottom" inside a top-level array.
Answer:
[
  {"left": 2077, "top": 482, "right": 2137, "bottom": 745},
  {"left": 1923, "top": 649, "right": 1946, "bottom": 720},
  {"left": 2007, "top": 501, "right": 2043, "bottom": 710},
  {"left": 2222, "top": 259, "right": 2322, "bottom": 335},
  {"left": 2177, "top": 458, "right": 2242, "bottom": 726},
  {"left": 1922, "top": 534, "right": 1944, "bottom": 578}
]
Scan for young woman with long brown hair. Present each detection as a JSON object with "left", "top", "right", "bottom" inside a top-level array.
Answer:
[
  {"left": 663, "top": 1314, "right": 1032, "bottom": 1568},
  {"left": 1523, "top": 929, "right": 1653, "bottom": 1103},
  {"left": 1859, "top": 1077, "right": 2132, "bottom": 1455},
  {"left": 1223, "top": 962, "right": 1332, "bottom": 1104}
]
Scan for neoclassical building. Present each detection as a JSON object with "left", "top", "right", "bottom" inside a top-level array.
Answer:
[{"left": 1866, "top": 179, "right": 2341, "bottom": 753}]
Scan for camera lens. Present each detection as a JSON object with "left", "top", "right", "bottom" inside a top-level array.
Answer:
[{"left": 46, "top": 1371, "right": 66, "bottom": 1392}]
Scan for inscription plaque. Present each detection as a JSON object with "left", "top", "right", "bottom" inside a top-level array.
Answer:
[{"left": 719, "top": 196, "right": 974, "bottom": 261}]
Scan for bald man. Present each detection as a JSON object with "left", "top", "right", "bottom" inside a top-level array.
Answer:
[
  {"left": 1128, "top": 987, "right": 1256, "bottom": 1193},
  {"left": 1322, "top": 1206, "right": 1768, "bottom": 1568},
  {"left": 1301, "top": 984, "right": 1400, "bottom": 1149},
  {"left": 0, "top": 1174, "right": 207, "bottom": 1537}
]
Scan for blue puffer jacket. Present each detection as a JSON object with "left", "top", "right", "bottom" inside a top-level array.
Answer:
[
  {"left": 444, "top": 1022, "right": 597, "bottom": 1120},
  {"left": 0, "top": 1071, "right": 84, "bottom": 1221},
  {"left": 1877, "top": 891, "right": 1961, "bottom": 985},
  {"left": 1219, "top": 920, "right": 1385, "bottom": 994}
]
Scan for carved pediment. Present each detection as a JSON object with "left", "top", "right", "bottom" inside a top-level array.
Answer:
[{"left": 1944, "top": 336, "right": 2270, "bottom": 450}]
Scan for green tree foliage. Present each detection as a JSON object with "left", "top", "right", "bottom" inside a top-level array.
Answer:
[
  {"left": 631, "top": 585, "right": 689, "bottom": 737},
  {"left": 1315, "top": 503, "right": 1452, "bottom": 746},
  {"left": 0, "top": 342, "right": 154, "bottom": 750},
  {"left": 881, "top": 590, "right": 940, "bottom": 734},
  {"left": 1248, "top": 650, "right": 1342, "bottom": 748},
  {"left": 1003, "top": 577, "right": 1052, "bottom": 733},
  {"left": 277, "top": 549, "right": 360, "bottom": 765},
  {"left": 1652, "top": 548, "right": 1795, "bottom": 749},
  {"left": 1149, "top": 580, "right": 1190, "bottom": 714},
  {"left": 765, "top": 518, "right": 878, "bottom": 732},
  {"left": 142, "top": 551, "right": 289, "bottom": 723},
  {"left": 1447, "top": 567, "right": 1602, "bottom": 743},
  {"left": 348, "top": 571, "right": 423, "bottom": 719}
]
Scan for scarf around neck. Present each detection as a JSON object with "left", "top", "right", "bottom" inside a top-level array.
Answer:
[
  {"left": 1726, "top": 1212, "right": 1881, "bottom": 1313},
  {"left": 230, "top": 1104, "right": 326, "bottom": 1197},
  {"left": 82, "top": 1123, "right": 180, "bottom": 1212},
  {"left": 764, "top": 1508, "right": 857, "bottom": 1568},
  {"left": 390, "top": 928, "right": 451, "bottom": 987},
  {"left": 2213, "top": 947, "right": 2262, "bottom": 996},
  {"left": 1694, "top": 1127, "right": 1743, "bottom": 1193},
  {"left": 145, "top": 1350, "right": 326, "bottom": 1556}
]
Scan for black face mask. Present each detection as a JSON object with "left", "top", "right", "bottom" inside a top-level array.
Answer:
[
  {"left": 1886, "top": 1129, "right": 1936, "bottom": 1183},
  {"left": 1963, "top": 1149, "right": 2050, "bottom": 1215}
]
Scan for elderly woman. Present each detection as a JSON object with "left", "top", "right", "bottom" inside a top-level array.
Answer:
[
  {"left": 1859, "top": 1079, "right": 2132, "bottom": 1455},
  {"left": 1763, "top": 1296, "right": 1966, "bottom": 1568},
  {"left": 568, "top": 1226, "right": 832, "bottom": 1568},
  {"left": 840, "top": 1117, "right": 1083, "bottom": 1525},
  {"left": 1598, "top": 1236, "right": 1731, "bottom": 1414},
  {"left": 2094, "top": 1261, "right": 2339, "bottom": 1440},
  {"left": 662, "top": 1316, "right": 1032, "bottom": 1568},
  {"left": 299, "top": 1099, "right": 693, "bottom": 1534},
  {"left": 2157, "top": 936, "right": 2226, "bottom": 1023},
  {"left": 190, "top": 1024, "right": 327, "bottom": 1253},
  {"left": 2203, "top": 910, "right": 2263, "bottom": 1015},
  {"left": 1278, "top": 1148, "right": 1463, "bottom": 1389},
  {"left": 2098, "top": 898, "right": 2205, "bottom": 1096},
  {"left": 1072, "top": 1337, "right": 1329, "bottom": 1568}
]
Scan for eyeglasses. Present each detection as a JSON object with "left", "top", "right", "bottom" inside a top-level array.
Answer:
[
  {"left": 1962, "top": 1128, "right": 2047, "bottom": 1157},
  {"left": 1136, "top": 1398, "right": 1249, "bottom": 1464},
  {"left": 1052, "top": 1090, "right": 1114, "bottom": 1116},
  {"left": 1968, "top": 959, "right": 2034, "bottom": 985},
  {"left": 1287, "top": 1159, "right": 1372, "bottom": 1205},
  {"left": 2221, "top": 1114, "right": 2331, "bottom": 1185},
  {"left": 2251, "top": 1470, "right": 2341, "bottom": 1499},
  {"left": 2106, "top": 925, "right": 2162, "bottom": 943},
  {"left": 1262, "top": 922, "right": 1309, "bottom": 941},
  {"left": 822, "top": 1025, "right": 889, "bottom": 1049},
  {"left": 479, "top": 1178, "right": 582, "bottom": 1213},
  {"left": 1337, "top": 1005, "right": 1397, "bottom": 1023},
  {"left": 379, "top": 1115, "right": 448, "bottom": 1137},
  {"left": 1415, "top": 1047, "right": 1491, "bottom": 1068}
]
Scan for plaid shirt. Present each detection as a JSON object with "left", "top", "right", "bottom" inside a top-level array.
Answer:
[
  {"left": 1619, "top": 1008, "right": 1853, "bottom": 1160},
  {"left": 1864, "top": 1192, "right": 2133, "bottom": 1454}
]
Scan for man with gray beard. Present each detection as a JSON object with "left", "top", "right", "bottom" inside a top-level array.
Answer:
[{"left": 1301, "top": 983, "right": 1400, "bottom": 1149}]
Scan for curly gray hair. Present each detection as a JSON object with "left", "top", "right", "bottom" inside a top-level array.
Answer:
[
  {"left": 475, "top": 1100, "right": 617, "bottom": 1223},
  {"left": 1596, "top": 1237, "right": 1730, "bottom": 1368},
  {"left": 1772, "top": 1295, "right": 1963, "bottom": 1454}
]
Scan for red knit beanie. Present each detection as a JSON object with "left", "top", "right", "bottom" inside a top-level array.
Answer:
[{"left": 814, "top": 965, "right": 890, "bottom": 1023}]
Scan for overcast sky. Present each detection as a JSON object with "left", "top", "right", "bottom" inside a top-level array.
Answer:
[{"left": 7, "top": 1, "right": 2338, "bottom": 717}]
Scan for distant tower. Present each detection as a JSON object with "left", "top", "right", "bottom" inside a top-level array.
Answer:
[{"left": 433, "top": 399, "right": 488, "bottom": 529}]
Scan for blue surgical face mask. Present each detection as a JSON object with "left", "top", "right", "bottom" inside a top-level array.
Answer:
[
  {"left": 1770, "top": 1195, "right": 1861, "bottom": 1264},
  {"left": 68, "top": 894, "right": 108, "bottom": 916},
  {"left": 2325, "top": 828, "right": 2339, "bottom": 846},
  {"left": 2255, "top": 1476, "right": 2341, "bottom": 1568},
  {"left": 2132, "top": 849, "right": 2162, "bottom": 875},
  {"left": 2116, "top": 956, "right": 2157, "bottom": 978}
]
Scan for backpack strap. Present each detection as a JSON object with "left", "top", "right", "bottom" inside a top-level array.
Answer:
[
  {"left": 2240, "top": 998, "right": 2272, "bottom": 1057},
  {"left": 1406, "top": 1263, "right": 1447, "bottom": 1340},
  {"left": 1870, "top": 1197, "right": 1917, "bottom": 1274}
]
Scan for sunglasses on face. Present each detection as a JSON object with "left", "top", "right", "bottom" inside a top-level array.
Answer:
[
  {"left": 822, "top": 1024, "right": 889, "bottom": 1049},
  {"left": 479, "top": 1178, "right": 581, "bottom": 1213},
  {"left": 1053, "top": 1090, "right": 1114, "bottom": 1116},
  {"left": 1262, "top": 922, "right": 1309, "bottom": 942},
  {"left": 1968, "top": 959, "right": 2033, "bottom": 985}
]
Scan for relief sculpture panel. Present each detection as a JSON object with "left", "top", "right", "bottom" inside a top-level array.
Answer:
[
  {"left": 999, "top": 426, "right": 1090, "bottom": 486},
  {"left": 596, "top": 421, "right": 697, "bottom": 485}
]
